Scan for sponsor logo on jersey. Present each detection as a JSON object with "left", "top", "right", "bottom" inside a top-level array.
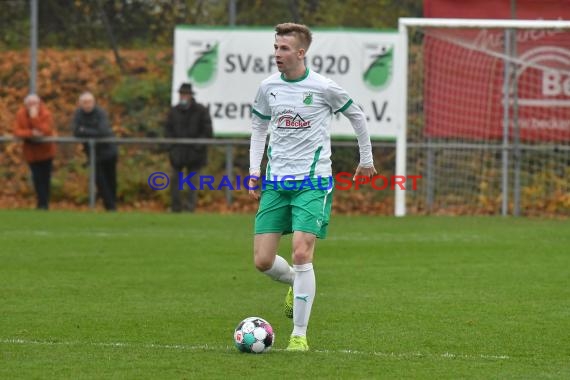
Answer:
[{"left": 277, "top": 113, "right": 311, "bottom": 129}]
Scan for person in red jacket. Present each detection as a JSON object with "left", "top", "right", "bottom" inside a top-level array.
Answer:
[{"left": 13, "top": 94, "right": 57, "bottom": 210}]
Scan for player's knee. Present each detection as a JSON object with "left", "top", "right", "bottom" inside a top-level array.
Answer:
[
  {"left": 292, "top": 248, "right": 312, "bottom": 265},
  {"left": 254, "top": 253, "right": 273, "bottom": 272}
]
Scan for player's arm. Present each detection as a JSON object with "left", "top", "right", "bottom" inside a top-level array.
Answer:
[
  {"left": 326, "top": 80, "right": 376, "bottom": 179},
  {"left": 248, "top": 85, "right": 271, "bottom": 200},
  {"left": 248, "top": 113, "right": 269, "bottom": 200},
  {"left": 341, "top": 103, "right": 376, "bottom": 178},
  {"left": 249, "top": 112, "right": 269, "bottom": 199}
]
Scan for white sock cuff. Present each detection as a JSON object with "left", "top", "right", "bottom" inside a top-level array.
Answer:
[
  {"left": 263, "top": 255, "right": 294, "bottom": 285},
  {"left": 264, "top": 255, "right": 286, "bottom": 274},
  {"left": 293, "top": 263, "right": 313, "bottom": 272}
]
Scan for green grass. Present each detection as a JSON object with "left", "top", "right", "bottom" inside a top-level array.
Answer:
[{"left": 1, "top": 211, "right": 569, "bottom": 379}]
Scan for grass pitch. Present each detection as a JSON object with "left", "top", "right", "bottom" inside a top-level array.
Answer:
[{"left": 1, "top": 211, "right": 568, "bottom": 379}]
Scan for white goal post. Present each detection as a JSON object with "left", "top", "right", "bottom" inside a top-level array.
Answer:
[{"left": 396, "top": 18, "right": 570, "bottom": 217}]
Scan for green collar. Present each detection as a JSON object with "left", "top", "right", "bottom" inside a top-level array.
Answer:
[{"left": 281, "top": 67, "right": 309, "bottom": 83}]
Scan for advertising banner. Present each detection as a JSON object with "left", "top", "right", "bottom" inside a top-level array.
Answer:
[
  {"left": 173, "top": 27, "right": 403, "bottom": 138},
  {"left": 423, "top": 0, "right": 570, "bottom": 141}
]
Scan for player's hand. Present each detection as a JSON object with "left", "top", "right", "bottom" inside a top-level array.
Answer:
[
  {"left": 353, "top": 164, "right": 377, "bottom": 181},
  {"left": 32, "top": 129, "right": 43, "bottom": 137},
  {"left": 248, "top": 174, "right": 260, "bottom": 200}
]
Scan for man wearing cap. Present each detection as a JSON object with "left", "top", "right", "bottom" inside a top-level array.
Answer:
[{"left": 165, "top": 83, "right": 213, "bottom": 212}]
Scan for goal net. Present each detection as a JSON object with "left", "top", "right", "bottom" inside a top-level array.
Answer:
[{"left": 399, "top": 18, "right": 570, "bottom": 216}]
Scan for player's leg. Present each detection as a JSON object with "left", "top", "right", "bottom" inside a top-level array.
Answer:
[
  {"left": 254, "top": 185, "right": 294, "bottom": 284},
  {"left": 287, "top": 231, "right": 316, "bottom": 351},
  {"left": 286, "top": 231, "right": 316, "bottom": 351},
  {"left": 286, "top": 182, "right": 333, "bottom": 351},
  {"left": 255, "top": 233, "right": 295, "bottom": 319},
  {"left": 254, "top": 233, "right": 293, "bottom": 284}
]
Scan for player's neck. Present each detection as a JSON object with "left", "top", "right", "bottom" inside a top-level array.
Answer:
[{"left": 282, "top": 66, "right": 308, "bottom": 81}]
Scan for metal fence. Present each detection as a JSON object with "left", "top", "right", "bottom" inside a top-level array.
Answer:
[
  {"left": 0, "top": 136, "right": 396, "bottom": 210},
  {"left": 2, "top": 135, "right": 568, "bottom": 215}
]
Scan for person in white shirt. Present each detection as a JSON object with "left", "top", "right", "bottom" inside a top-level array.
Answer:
[{"left": 248, "top": 22, "right": 377, "bottom": 352}]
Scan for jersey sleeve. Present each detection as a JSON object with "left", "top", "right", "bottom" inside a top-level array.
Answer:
[
  {"left": 325, "top": 79, "right": 374, "bottom": 167},
  {"left": 250, "top": 84, "right": 270, "bottom": 175},
  {"left": 342, "top": 103, "right": 374, "bottom": 167},
  {"left": 324, "top": 79, "right": 353, "bottom": 114},
  {"left": 252, "top": 84, "right": 271, "bottom": 121}
]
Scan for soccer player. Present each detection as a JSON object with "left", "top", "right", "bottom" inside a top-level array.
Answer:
[{"left": 248, "top": 23, "right": 376, "bottom": 352}]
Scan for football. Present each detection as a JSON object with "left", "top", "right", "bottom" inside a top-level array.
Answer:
[{"left": 233, "top": 317, "right": 274, "bottom": 353}]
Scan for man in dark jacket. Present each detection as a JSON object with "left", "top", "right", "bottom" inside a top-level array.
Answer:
[
  {"left": 165, "top": 83, "right": 213, "bottom": 212},
  {"left": 72, "top": 92, "right": 118, "bottom": 211}
]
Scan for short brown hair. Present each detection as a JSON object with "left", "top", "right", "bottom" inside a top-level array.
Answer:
[{"left": 275, "top": 23, "right": 312, "bottom": 50}]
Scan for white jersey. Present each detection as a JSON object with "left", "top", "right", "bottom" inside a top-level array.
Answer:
[{"left": 252, "top": 69, "right": 354, "bottom": 181}]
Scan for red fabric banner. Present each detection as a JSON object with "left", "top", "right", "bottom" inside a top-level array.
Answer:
[{"left": 423, "top": 0, "right": 570, "bottom": 141}]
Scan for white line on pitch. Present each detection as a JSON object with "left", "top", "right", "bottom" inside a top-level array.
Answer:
[{"left": 0, "top": 338, "right": 509, "bottom": 360}]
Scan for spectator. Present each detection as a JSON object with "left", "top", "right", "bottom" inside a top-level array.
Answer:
[
  {"left": 165, "top": 83, "right": 213, "bottom": 212},
  {"left": 71, "top": 92, "right": 118, "bottom": 211},
  {"left": 13, "top": 94, "right": 56, "bottom": 210}
]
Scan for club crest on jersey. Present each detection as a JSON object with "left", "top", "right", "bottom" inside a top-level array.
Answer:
[
  {"left": 277, "top": 113, "right": 311, "bottom": 129},
  {"left": 303, "top": 92, "right": 314, "bottom": 105}
]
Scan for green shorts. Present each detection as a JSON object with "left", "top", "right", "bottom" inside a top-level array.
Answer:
[{"left": 254, "top": 177, "right": 334, "bottom": 239}]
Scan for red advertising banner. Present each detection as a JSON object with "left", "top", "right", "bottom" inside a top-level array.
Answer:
[
  {"left": 424, "top": 0, "right": 570, "bottom": 20},
  {"left": 423, "top": 0, "right": 570, "bottom": 141}
]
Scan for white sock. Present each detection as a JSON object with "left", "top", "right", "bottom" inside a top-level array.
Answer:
[
  {"left": 292, "top": 263, "right": 315, "bottom": 337},
  {"left": 263, "top": 255, "right": 294, "bottom": 285}
]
